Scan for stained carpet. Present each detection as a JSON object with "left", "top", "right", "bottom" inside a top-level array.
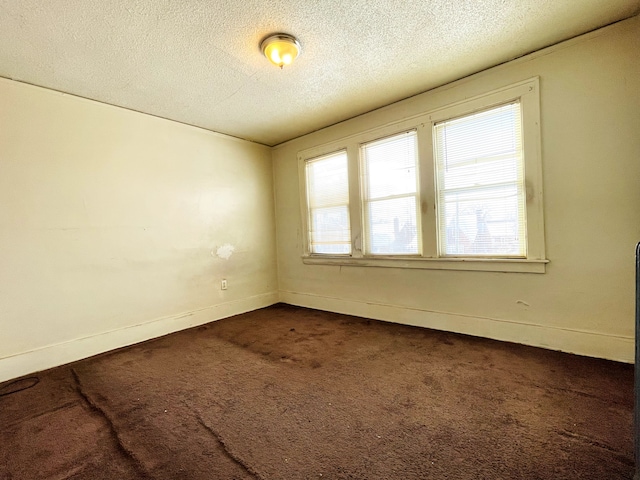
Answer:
[{"left": 0, "top": 304, "right": 634, "bottom": 479}]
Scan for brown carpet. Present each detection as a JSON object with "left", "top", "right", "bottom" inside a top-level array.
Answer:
[{"left": 0, "top": 304, "right": 634, "bottom": 479}]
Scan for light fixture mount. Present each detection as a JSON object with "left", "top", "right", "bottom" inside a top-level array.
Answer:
[{"left": 260, "top": 33, "right": 301, "bottom": 69}]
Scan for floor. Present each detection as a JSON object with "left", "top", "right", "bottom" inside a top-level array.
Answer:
[{"left": 0, "top": 304, "right": 634, "bottom": 479}]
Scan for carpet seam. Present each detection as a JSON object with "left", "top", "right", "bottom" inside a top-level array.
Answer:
[
  {"left": 1, "top": 400, "right": 78, "bottom": 431},
  {"left": 556, "top": 429, "right": 634, "bottom": 466},
  {"left": 196, "top": 415, "right": 264, "bottom": 480},
  {"left": 71, "top": 368, "right": 152, "bottom": 479}
]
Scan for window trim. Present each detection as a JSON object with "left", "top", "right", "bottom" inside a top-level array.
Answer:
[{"left": 297, "top": 78, "right": 547, "bottom": 273}]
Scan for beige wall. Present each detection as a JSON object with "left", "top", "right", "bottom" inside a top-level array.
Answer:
[
  {"left": 273, "top": 17, "right": 640, "bottom": 362},
  {"left": 0, "top": 79, "right": 278, "bottom": 382}
]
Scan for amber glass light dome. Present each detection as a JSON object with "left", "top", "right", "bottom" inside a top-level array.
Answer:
[{"left": 260, "top": 34, "right": 301, "bottom": 68}]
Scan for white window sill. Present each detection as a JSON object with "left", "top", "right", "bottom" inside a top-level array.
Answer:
[{"left": 301, "top": 255, "right": 548, "bottom": 273}]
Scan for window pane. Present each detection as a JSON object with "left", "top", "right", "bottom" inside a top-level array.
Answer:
[
  {"left": 363, "top": 132, "right": 418, "bottom": 199},
  {"left": 441, "top": 157, "right": 519, "bottom": 190},
  {"left": 306, "top": 151, "right": 351, "bottom": 255},
  {"left": 310, "top": 206, "right": 351, "bottom": 254},
  {"left": 441, "top": 185, "right": 523, "bottom": 255},
  {"left": 435, "top": 103, "right": 521, "bottom": 168},
  {"left": 362, "top": 131, "right": 420, "bottom": 255},
  {"left": 435, "top": 102, "right": 526, "bottom": 257},
  {"left": 367, "top": 197, "right": 419, "bottom": 254},
  {"left": 307, "top": 153, "right": 349, "bottom": 207}
]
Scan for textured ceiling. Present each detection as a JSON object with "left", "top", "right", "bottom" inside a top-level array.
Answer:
[{"left": 0, "top": 1, "right": 638, "bottom": 146}]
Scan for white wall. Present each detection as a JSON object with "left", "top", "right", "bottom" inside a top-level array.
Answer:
[
  {"left": 0, "top": 79, "right": 278, "bottom": 382},
  {"left": 273, "top": 17, "right": 640, "bottom": 363}
]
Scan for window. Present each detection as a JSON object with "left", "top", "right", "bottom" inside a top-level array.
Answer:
[
  {"left": 434, "top": 102, "right": 526, "bottom": 257},
  {"left": 361, "top": 131, "right": 420, "bottom": 255},
  {"left": 299, "top": 78, "right": 546, "bottom": 273},
  {"left": 305, "top": 150, "right": 351, "bottom": 255}
]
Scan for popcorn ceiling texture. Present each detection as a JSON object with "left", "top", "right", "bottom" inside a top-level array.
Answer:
[{"left": 0, "top": 0, "right": 638, "bottom": 146}]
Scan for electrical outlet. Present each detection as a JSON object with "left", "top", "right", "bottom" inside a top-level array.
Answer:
[{"left": 221, "top": 279, "right": 228, "bottom": 290}]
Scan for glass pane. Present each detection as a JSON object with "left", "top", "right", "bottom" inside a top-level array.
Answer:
[
  {"left": 435, "top": 102, "right": 526, "bottom": 257},
  {"left": 307, "top": 152, "right": 349, "bottom": 207},
  {"left": 306, "top": 151, "right": 351, "bottom": 255},
  {"left": 441, "top": 185, "right": 524, "bottom": 256},
  {"left": 363, "top": 131, "right": 418, "bottom": 199},
  {"left": 441, "top": 157, "right": 519, "bottom": 190},
  {"left": 310, "top": 206, "right": 351, "bottom": 254},
  {"left": 434, "top": 103, "right": 521, "bottom": 168},
  {"left": 367, "top": 196, "right": 418, "bottom": 255}
]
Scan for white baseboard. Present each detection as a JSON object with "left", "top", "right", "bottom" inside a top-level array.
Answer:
[
  {"left": 0, "top": 292, "right": 279, "bottom": 383},
  {"left": 3, "top": 289, "right": 630, "bottom": 384},
  {"left": 279, "top": 291, "right": 634, "bottom": 364}
]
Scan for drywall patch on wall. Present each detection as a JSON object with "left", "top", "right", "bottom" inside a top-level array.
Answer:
[{"left": 215, "top": 244, "right": 235, "bottom": 260}]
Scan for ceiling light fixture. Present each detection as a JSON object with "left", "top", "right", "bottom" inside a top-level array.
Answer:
[{"left": 260, "top": 33, "right": 301, "bottom": 69}]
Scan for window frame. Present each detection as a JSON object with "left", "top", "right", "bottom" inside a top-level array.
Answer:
[
  {"left": 304, "top": 149, "right": 352, "bottom": 256},
  {"left": 298, "top": 78, "right": 547, "bottom": 273},
  {"left": 360, "top": 130, "right": 422, "bottom": 256},
  {"left": 433, "top": 101, "right": 527, "bottom": 259}
]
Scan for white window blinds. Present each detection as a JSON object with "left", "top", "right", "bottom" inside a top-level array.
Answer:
[
  {"left": 434, "top": 102, "right": 526, "bottom": 257},
  {"left": 305, "top": 151, "right": 351, "bottom": 254},
  {"left": 361, "top": 131, "right": 420, "bottom": 255}
]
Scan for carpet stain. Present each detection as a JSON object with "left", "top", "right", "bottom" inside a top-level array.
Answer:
[{"left": 1, "top": 304, "right": 634, "bottom": 480}]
